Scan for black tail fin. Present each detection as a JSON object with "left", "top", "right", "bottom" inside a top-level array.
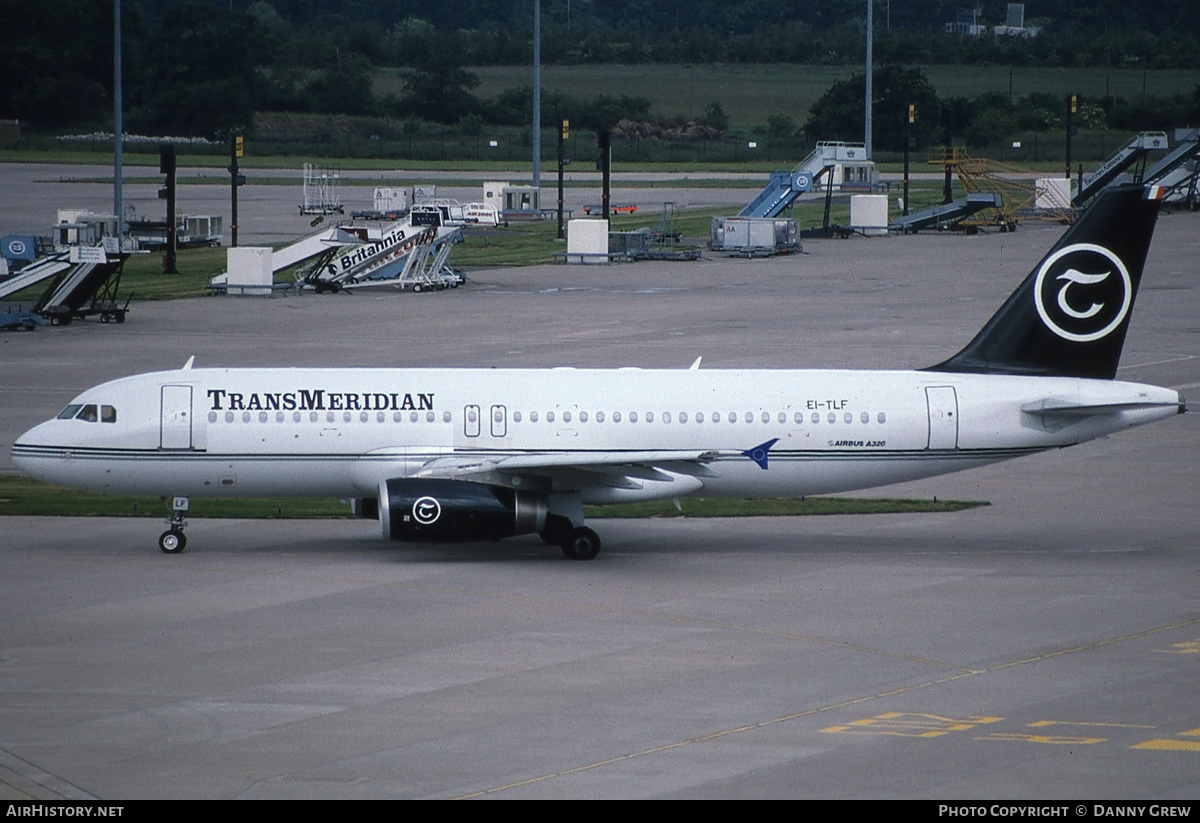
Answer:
[{"left": 928, "top": 184, "right": 1162, "bottom": 379}]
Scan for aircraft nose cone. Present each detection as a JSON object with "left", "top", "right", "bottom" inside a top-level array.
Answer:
[{"left": 11, "top": 420, "right": 59, "bottom": 476}]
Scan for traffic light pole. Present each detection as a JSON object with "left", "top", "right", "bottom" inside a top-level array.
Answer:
[
  {"left": 557, "top": 120, "right": 568, "bottom": 240},
  {"left": 903, "top": 104, "right": 914, "bottom": 217},
  {"left": 598, "top": 129, "right": 611, "bottom": 222},
  {"left": 160, "top": 144, "right": 177, "bottom": 273},
  {"left": 1065, "top": 94, "right": 1077, "bottom": 180},
  {"left": 229, "top": 135, "right": 241, "bottom": 248}
]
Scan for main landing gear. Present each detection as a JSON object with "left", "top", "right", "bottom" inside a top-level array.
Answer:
[
  {"left": 159, "top": 496, "right": 189, "bottom": 554},
  {"left": 540, "top": 515, "right": 602, "bottom": 560},
  {"left": 561, "top": 526, "right": 601, "bottom": 561}
]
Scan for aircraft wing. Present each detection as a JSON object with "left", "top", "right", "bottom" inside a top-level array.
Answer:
[
  {"left": 409, "top": 442, "right": 783, "bottom": 497},
  {"left": 415, "top": 450, "right": 720, "bottom": 484}
]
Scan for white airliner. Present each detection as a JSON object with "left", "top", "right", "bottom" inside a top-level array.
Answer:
[{"left": 11, "top": 185, "right": 1186, "bottom": 559}]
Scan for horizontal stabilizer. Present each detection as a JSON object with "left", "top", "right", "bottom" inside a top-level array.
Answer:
[{"left": 1021, "top": 398, "right": 1182, "bottom": 417}]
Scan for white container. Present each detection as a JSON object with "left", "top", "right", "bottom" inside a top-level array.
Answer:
[
  {"left": 1035, "top": 177, "right": 1072, "bottom": 209},
  {"left": 567, "top": 219, "right": 609, "bottom": 264},
  {"left": 226, "top": 247, "right": 273, "bottom": 294},
  {"left": 851, "top": 194, "right": 888, "bottom": 236}
]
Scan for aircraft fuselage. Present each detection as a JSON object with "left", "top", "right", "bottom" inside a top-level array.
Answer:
[{"left": 13, "top": 366, "right": 1182, "bottom": 504}]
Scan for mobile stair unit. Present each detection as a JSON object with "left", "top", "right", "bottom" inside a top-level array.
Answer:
[
  {"left": 740, "top": 142, "right": 877, "bottom": 218},
  {"left": 212, "top": 207, "right": 465, "bottom": 295},
  {"left": 1073, "top": 132, "right": 1168, "bottom": 205},
  {"left": 888, "top": 192, "right": 1003, "bottom": 233},
  {"left": 1142, "top": 128, "right": 1200, "bottom": 208},
  {"left": 0, "top": 251, "right": 72, "bottom": 300},
  {"left": 299, "top": 208, "right": 464, "bottom": 293},
  {"left": 28, "top": 248, "right": 128, "bottom": 325}
]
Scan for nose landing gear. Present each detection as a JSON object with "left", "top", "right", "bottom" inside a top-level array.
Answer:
[
  {"left": 159, "top": 528, "right": 186, "bottom": 553},
  {"left": 160, "top": 496, "right": 190, "bottom": 554}
]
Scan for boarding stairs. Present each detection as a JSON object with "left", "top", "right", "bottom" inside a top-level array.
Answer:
[
  {"left": 1140, "top": 128, "right": 1200, "bottom": 207},
  {"left": 305, "top": 209, "right": 463, "bottom": 292},
  {"left": 888, "top": 192, "right": 1004, "bottom": 233},
  {"left": 0, "top": 252, "right": 72, "bottom": 300},
  {"left": 740, "top": 171, "right": 803, "bottom": 219},
  {"left": 269, "top": 224, "right": 345, "bottom": 273},
  {"left": 338, "top": 226, "right": 463, "bottom": 292},
  {"left": 33, "top": 253, "right": 128, "bottom": 325},
  {"left": 1, "top": 247, "right": 127, "bottom": 325},
  {"left": 1073, "top": 132, "right": 1168, "bottom": 205},
  {"left": 209, "top": 221, "right": 348, "bottom": 291},
  {"left": 740, "top": 142, "right": 869, "bottom": 218}
]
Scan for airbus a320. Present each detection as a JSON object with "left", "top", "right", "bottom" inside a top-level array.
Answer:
[{"left": 12, "top": 185, "right": 1185, "bottom": 559}]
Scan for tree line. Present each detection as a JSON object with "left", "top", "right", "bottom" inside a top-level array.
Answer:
[{"left": 2, "top": 0, "right": 1198, "bottom": 142}]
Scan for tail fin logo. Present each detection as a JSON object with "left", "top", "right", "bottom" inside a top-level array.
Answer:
[{"left": 1034, "top": 243, "right": 1132, "bottom": 342}]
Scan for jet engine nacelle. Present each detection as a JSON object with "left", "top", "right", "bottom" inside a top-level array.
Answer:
[
  {"left": 351, "top": 497, "right": 378, "bottom": 519},
  {"left": 378, "top": 478, "right": 547, "bottom": 543}
]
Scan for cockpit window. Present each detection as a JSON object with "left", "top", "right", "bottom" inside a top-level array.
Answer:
[{"left": 65, "top": 404, "right": 117, "bottom": 423}]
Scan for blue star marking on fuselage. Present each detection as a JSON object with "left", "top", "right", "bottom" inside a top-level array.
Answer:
[{"left": 742, "top": 438, "right": 780, "bottom": 470}]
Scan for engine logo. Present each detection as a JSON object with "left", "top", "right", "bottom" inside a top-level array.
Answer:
[
  {"left": 1033, "top": 243, "right": 1132, "bottom": 342},
  {"left": 412, "top": 496, "right": 441, "bottom": 525}
]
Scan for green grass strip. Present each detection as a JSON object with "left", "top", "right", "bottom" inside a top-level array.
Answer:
[
  {"left": 0, "top": 476, "right": 985, "bottom": 520},
  {"left": 0, "top": 476, "right": 350, "bottom": 519},
  {"left": 586, "top": 497, "right": 987, "bottom": 518}
]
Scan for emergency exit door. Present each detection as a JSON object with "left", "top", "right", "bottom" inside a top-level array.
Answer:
[{"left": 925, "top": 386, "right": 959, "bottom": 450}]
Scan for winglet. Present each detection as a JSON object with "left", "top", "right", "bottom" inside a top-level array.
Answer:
[
  {"left": 182, "top": 356, "right": 195, "bottom": 371},
  {"left": 741, "top": 438, "right": 779, "bottom": 470},
  {"left": 689, "top": 356, "right": 702, "bottom": 370}
]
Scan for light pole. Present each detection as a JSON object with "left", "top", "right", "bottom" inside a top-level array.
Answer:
[
  {"left": 864, "top": 0, "right": 873, "bottom": 158},
  {"left": 113, "top": 0, "right": 123, "bottom": 241},
  {"left": 532, "top": 0, "right": 541, "bottom": 189}
]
